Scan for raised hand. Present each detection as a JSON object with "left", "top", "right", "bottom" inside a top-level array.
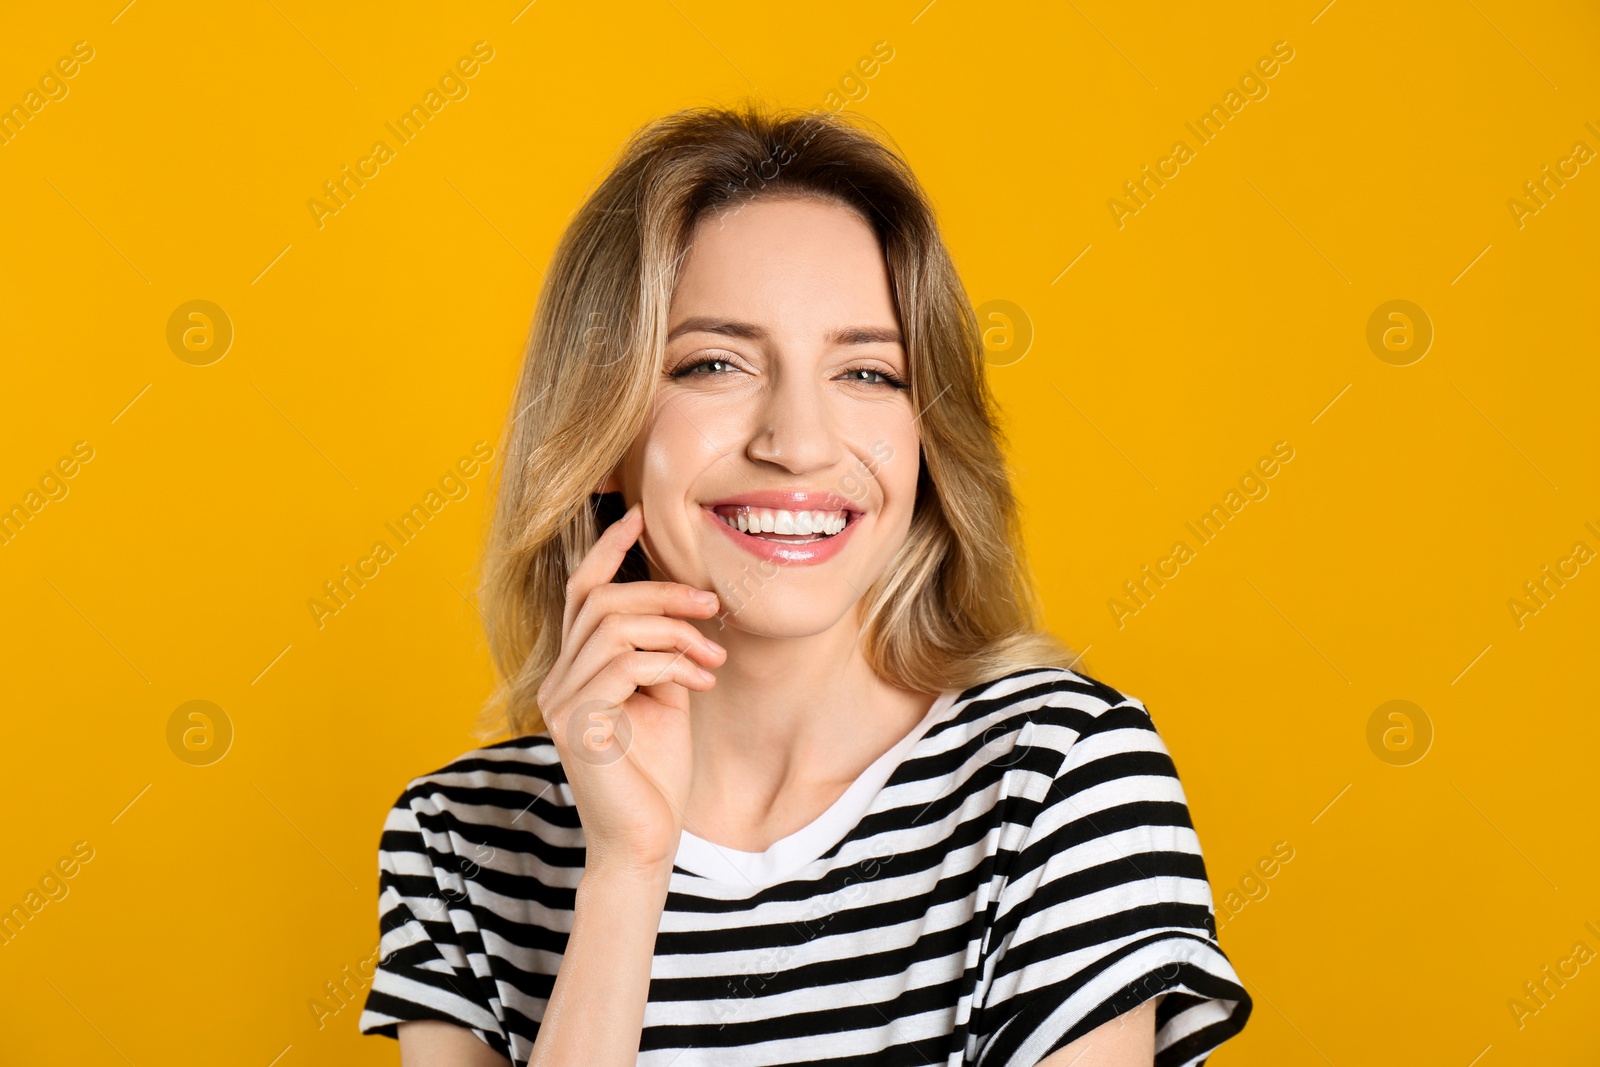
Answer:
[{"left": 535, "top": 501, "right": 724, "bottom": 878}]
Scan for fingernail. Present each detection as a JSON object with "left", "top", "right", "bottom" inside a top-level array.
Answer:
[
  {"left": 694, "top": 590, "right": 718, "bottom": 606},
  {"left": 699, "top": 667, "right": 715, "bottom": 681},
  {"left": 705, "top": 638, "right": 724, "bottom": 654}
]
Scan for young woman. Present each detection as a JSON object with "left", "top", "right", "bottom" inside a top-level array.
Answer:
[{"left": 358, "top": 104, "right": 1250, "bottom": 1066}]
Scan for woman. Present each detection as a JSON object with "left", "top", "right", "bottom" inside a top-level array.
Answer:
[{"left": 358, "top": 103, "right": 1250, "bottom": 1066}]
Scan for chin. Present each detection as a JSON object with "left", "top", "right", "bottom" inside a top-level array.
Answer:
[{"left": 702, "top": 571, "right": 862, "bottom": 639}]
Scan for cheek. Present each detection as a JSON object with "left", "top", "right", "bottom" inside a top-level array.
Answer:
[
  {"left": 636, "top": 401, "right": 727, "bottom": 487},
  {"left": 636, "top": 433, "right": 676, "bottom": 493},
  {"left": 632, "top": 403, "right": 724, "bottom": 542},
  {"left": 847, "top": 411, "right": 919, "bottom": 511}
]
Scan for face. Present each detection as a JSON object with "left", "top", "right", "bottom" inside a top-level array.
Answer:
[{"left": 608, "top": 194, "right": 921, "bottom": 638}]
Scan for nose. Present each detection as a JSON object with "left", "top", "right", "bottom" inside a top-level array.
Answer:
[{"left": 745, "top": 374, "right": 843, "bottom": 473}]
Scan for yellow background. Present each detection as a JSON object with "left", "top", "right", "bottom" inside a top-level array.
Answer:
[{"left": 2, "top": 1, "right": 1596, "bottom": 1063}]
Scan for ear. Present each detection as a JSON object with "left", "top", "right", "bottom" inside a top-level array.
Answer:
[{"left": 595, "top": 465, "right": 623, "bottom": 495}]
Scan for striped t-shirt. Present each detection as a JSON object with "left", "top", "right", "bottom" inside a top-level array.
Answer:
[{"left": 357, "top": 665, "right": 1251, "bottom": 1065}]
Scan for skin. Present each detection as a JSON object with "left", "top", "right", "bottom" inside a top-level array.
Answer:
[
  {"left": 609, "top": 192, "right": 938, "bottom": 850},
  {"left": 398, "top": 196, "right": 1158, "bottom": 1065}
]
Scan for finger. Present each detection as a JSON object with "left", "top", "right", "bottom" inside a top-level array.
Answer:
[
  {"left": 563, "top": 614, "right": 725, "bottom": 693},
  {"left": 635, "top": 677, "right": 693, "bottom": 714},
  {"left": 566, "top": 581, "right": 721, "bottom": 669},
  {"left": 607, "top": 648, "right": 717, "bottom": 695},
  {"left": 551, "top": 580, "right": 720, "bottom": 689},
  {"left": 553, "top": 650, "right": 714, "bottom": 731},
  {"left": 545, "top": 626, "right": 719, "bottom": 724},
  {"left": 563, "top": 501, "right": 644, "bottom": 637}
]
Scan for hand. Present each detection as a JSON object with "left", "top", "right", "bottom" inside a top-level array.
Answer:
[{"left": 536, "top": 501, "right": 724, "bottom": 879}]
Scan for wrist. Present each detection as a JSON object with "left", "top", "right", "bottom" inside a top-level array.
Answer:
[{"left": 578, "top": 860, "right": 675, "bottom": 902}]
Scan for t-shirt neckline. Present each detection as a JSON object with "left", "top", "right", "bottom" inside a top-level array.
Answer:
[{"left": 673, "top": 688, "right": 961, "bottom": 888}]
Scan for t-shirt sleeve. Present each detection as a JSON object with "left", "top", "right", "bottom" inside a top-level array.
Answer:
[
  {"left": 973, "top": 698, "right": 1251, "bottom": 1067},
  {"left": 356, "top": 781, "right": 513, "bottom": 1061}
]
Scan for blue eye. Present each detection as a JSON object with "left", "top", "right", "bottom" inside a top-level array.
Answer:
[
  {"left": 842, "top": 367, "right": 909, "bottom": 389},
  {"left": 669, "top": 356, "right": 909, "bottom": 390},
  {"left": 670, "top": 356, "right": 735, "bottom": 378}
]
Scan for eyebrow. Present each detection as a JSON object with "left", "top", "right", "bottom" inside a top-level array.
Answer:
[{"left": 665, "top": 316, "right": 902, "bottom": 347}]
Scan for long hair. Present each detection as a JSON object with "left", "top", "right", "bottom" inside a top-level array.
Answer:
[{"left": 473, "top": 102, "right": 1078, "bottom": 739}]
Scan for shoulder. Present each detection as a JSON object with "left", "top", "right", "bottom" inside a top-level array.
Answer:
[
  {"left": 937, "top": 663, "right": 1160, "bottom": 782},
  {"left": 375, "top": 733, "right": 573, "bottom": 857},
  {"left": 395, "top": 731, "right": 567, "bottom": 802}
]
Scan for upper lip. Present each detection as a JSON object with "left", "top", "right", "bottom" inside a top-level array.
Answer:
[{"left": 704, "top": 489, "right": 862, "bottom": 514}]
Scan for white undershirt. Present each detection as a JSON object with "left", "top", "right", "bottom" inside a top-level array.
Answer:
[{"left": 673, "top": 689, "right": 961, "bottom": 887}]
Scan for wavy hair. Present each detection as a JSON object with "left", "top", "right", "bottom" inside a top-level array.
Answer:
[{"left": 474, "top": 101, "right": 1078, "bottom": 739}]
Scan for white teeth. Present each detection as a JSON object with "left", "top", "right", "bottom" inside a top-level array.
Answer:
[{"left": 715, "top": 507, "right": 850, "bottom": 539}]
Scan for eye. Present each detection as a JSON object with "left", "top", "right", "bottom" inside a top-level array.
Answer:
[
  {"left": 670, "top": 355, "right": 741, "bottom": 379},
  {"left": 839, "top": 366, "right": 909, "bottom": 389}
]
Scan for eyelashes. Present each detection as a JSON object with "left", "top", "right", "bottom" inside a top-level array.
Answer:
[
  {"left": 667, "top": 355, "right": 736, "bottom": 380},
  {"left": 669, "top": 355, "right": 910, "bottom": 390},
  {"left": 841, "top": 366, "right": 909, "bottom": 389}
]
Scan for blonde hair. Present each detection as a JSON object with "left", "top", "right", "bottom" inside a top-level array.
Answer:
[{"left": 473, "top": 102, "right": 1078, "bottom": 740}]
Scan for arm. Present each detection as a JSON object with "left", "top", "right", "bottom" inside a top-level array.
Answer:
[
  {"left": 388, "top": 506, "right": 716, "bottom": 1065},
  {"left": 394, "top": 865, "right": 672, "bottom": 1067},
  {"left": 528, "top": 865, "right": 673, "bottom": 1067},
  {"left": 1033, "top": 996, "right": 1160, "bottom": 1067},
  {"left": 398, "top": 1020, "right": 512, "bottom": 1066}
]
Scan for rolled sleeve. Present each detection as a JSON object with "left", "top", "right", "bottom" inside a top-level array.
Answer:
[
  {"left": 974, "top": 700, "right": 1251, "bottom": 1067},
  {"left": 357, "top": 784, "right": 512, "bottom": 1060}
]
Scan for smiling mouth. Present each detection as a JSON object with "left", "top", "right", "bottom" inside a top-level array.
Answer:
[{"left": 708, "top": 504, "right": 858, "bottom": 544}]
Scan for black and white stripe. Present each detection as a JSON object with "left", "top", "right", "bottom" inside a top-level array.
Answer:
[{"left": 359, "top": 665, "right": 1251, "bottom": 1065}]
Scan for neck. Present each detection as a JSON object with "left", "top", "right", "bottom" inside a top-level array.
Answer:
[{"left": 680, "top": 601, "right": 936, "bottom": 844}]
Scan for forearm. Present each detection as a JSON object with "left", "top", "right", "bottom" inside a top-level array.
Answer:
[{"left": 529, "top": 865, "right": 672, "bottom": 1067}]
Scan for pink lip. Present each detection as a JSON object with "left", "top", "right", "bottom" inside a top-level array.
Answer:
[
  {"left": 703, "top": 489, "right": 861, "bottom": 513},
  {"left": 701, "top": 503, "right": 862, "bottom": 566}
]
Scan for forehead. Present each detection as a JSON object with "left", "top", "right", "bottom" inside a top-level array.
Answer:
[{"left": 668, "top": 195, "right": 897, "bottom": 339}]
